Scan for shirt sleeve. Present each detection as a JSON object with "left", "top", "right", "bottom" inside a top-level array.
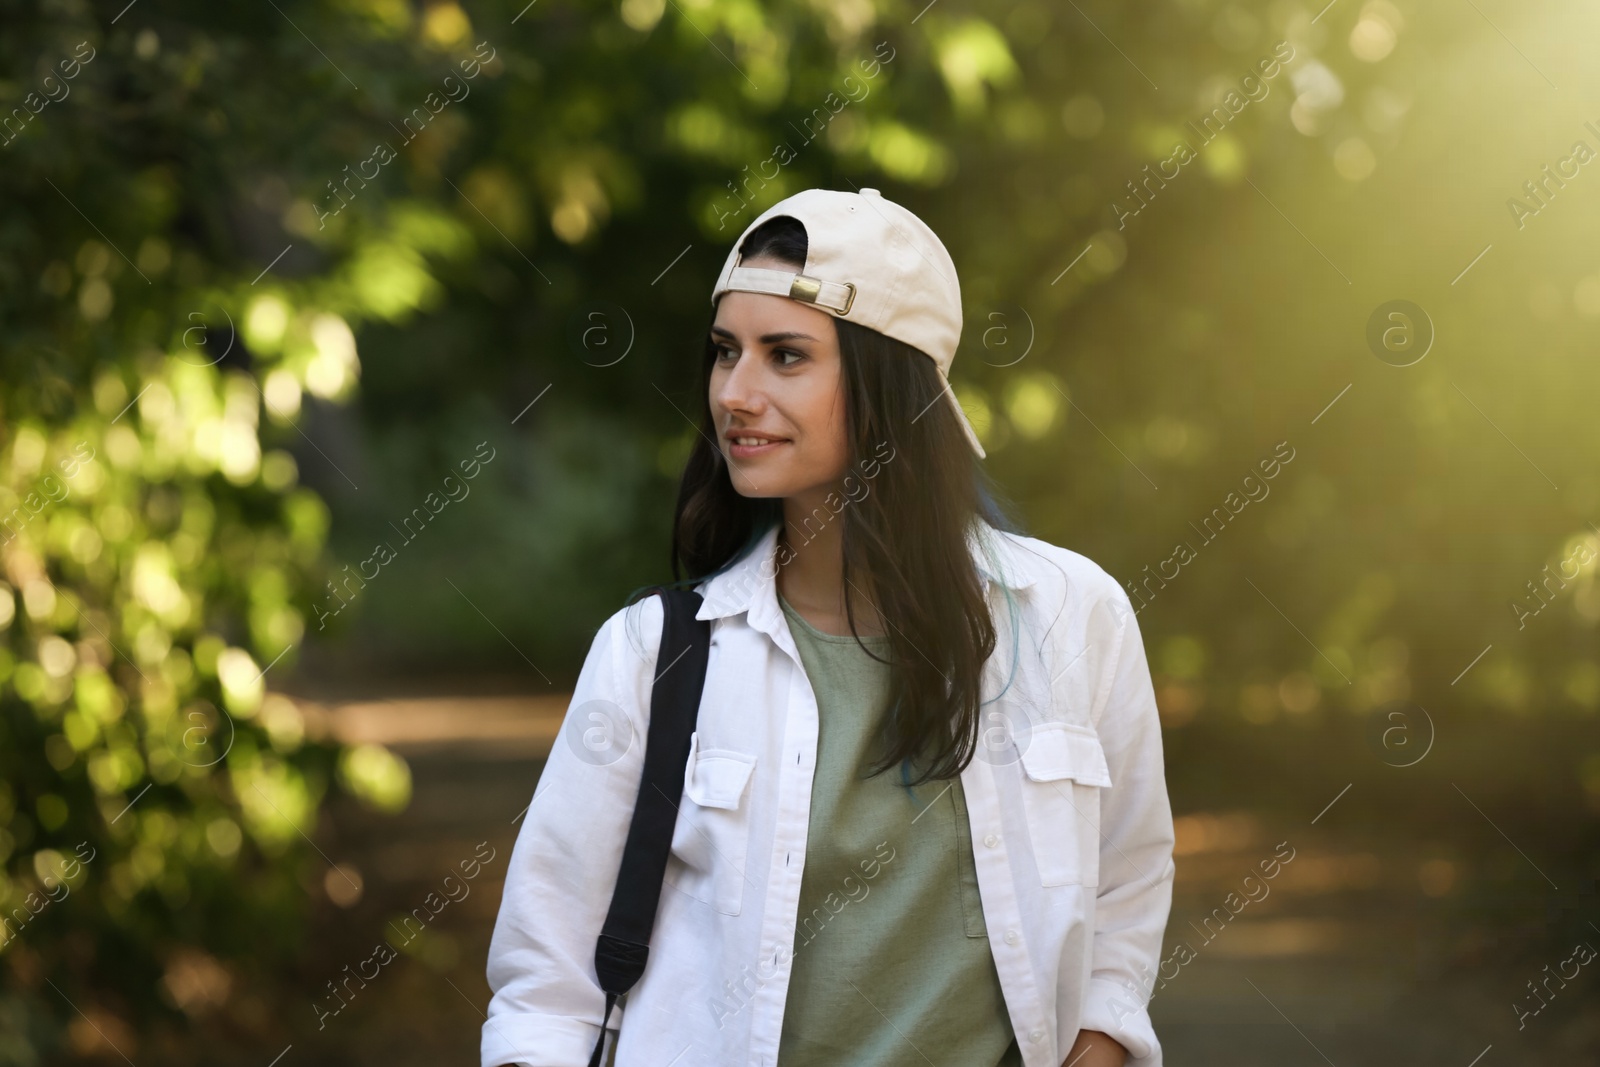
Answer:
[
  {"left": 481, "top": 596, "right": 662, "bottom": 1067},
  {"left": 1077, "top": 592, "right": 1175, "bottom": 1065}
]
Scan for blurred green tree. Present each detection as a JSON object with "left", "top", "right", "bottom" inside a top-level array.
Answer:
[
  {"left": 9, "top": 0, "right": 1597, "bottom": 1059},
  {"left": 0, "top": 0, "right": 1337, "bottom": 1050}
]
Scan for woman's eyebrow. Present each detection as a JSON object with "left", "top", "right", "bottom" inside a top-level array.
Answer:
[{"left": 709, "top": 326, "right": 821, "bottom": 344}]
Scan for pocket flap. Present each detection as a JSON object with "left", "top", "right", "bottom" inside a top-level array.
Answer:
[
  {"left": 684, "top": 730, "right": 757, "bottom": 810},
  {"left": 1018, "top": 721, "right": 1112, "bottom": 788}
]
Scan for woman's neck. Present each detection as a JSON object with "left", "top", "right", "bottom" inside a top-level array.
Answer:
[{"left": 775, "top": 492, "right": 886, "bottom": 637}]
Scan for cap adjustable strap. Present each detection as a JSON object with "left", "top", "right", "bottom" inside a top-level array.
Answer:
[{"left": 724, "top": 265, "right": 857, "bottom": 315}]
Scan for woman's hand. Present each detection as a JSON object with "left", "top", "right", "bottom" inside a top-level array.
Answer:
[{"left": 1062, "top": 1028, "right": 1128, "bottom": 1067}]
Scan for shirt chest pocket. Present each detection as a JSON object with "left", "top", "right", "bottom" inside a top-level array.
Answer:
[
  {"left": 663, "top": 730, "right": 758, "bottom": 915},
  {"left": 1016, "top": 722, "right": 1112, "bottom": 888}
]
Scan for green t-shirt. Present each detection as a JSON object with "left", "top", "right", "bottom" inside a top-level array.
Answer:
[{"left": 776, "top": 594, "right": 1022, "bottom": 1067}]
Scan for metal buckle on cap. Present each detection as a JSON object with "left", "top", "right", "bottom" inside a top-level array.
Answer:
[
  {"left": 788, "top": 274, "right": 856, "bottom": 315},
  {"left": 788, "top": 274, "right": 822, "bottom": 304}
]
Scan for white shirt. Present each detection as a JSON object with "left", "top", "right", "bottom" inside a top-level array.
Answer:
[{"left": 482, "top": 519, "right": 1175, "bottom": 1067}]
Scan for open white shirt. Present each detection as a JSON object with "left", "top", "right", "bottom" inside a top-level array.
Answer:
[{"left": 482, "top": 519, "right": 1175, "bottom": 1067}]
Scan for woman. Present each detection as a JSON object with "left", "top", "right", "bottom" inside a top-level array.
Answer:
[{"left": 482, "top": 187, "right": 1175, "bottom": 1067}]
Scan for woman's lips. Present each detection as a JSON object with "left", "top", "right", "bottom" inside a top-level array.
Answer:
[{"left": 728, "top": 437, "right": 789, "bottom": 458}]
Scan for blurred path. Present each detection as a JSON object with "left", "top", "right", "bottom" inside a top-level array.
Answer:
[{"left": 284, "top": 693, "right": 1598, "bottom": 1066}]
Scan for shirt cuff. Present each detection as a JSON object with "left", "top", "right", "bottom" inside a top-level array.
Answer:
[
  {"left": 481, "top": 1008, "right": 617, "bottom": 1067},
  {"left": 1079, "top": 975, "right": 1161, "bottom": 1066}
]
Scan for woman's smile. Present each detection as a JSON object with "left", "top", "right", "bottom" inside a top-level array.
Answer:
[{"left": 727, "top": 433, "right": 791, "bottom": 458}]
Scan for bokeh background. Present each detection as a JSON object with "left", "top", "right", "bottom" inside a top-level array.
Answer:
[{"left": 3, "top": 0, "right": 1598, "bottom": 1062}]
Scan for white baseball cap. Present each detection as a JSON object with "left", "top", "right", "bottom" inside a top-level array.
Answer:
[{"left": 710, "top": 186, "right": 986, "bottom": 459}]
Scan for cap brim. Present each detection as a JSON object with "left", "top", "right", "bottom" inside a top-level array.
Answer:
[{"left": 938, "top": 374, "right": 987, "bottom": 459}]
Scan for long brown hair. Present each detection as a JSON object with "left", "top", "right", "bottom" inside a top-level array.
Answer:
[{"left": 659, "top": 214, "right": 1026, "bottom": 788}]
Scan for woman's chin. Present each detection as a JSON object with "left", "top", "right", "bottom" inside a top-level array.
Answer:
[{"left": 728, "top": 478, "right": 791, "bottom": 500}]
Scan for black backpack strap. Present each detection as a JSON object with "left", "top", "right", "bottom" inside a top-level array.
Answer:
[{"left": 588, "top": 587, "right": 710, "bottom": 1067}]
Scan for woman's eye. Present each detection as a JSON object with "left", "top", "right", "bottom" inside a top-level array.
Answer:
[{"left": 713, "top": 344, "right": 802, "bottom": 365}]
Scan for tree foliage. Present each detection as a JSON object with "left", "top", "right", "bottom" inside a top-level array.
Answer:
[{"left": 4, "top": 0, "right": 1598, "bottom": 1059}]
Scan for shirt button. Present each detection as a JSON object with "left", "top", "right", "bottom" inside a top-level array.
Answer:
[
  {"left": 1028, "top": 1029, "right": 1045, "bottom": 1042},
  {"left": 983, "top": 833, "right": 999, "bottom": 848},
  {"left": 1004, "top": 928, "right": 1020, "bottom": 945}
]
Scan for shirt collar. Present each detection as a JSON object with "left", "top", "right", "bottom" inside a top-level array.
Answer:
[{"left": 694, "top": 516, "right": 1039, "bottom": 625}]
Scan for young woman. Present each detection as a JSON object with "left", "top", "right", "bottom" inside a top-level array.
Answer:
[{"left": 482, "top": 187, "right": 1175, "bottom": 1067}]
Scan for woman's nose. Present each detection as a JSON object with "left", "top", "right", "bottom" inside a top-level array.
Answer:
[{"left": 713, "top": 350, "right": 765, "bottom": 413}]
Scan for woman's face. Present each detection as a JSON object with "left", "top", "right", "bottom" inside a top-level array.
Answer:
[{"left": 708, "top": 256, "right": 851, "bottom": 501}]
